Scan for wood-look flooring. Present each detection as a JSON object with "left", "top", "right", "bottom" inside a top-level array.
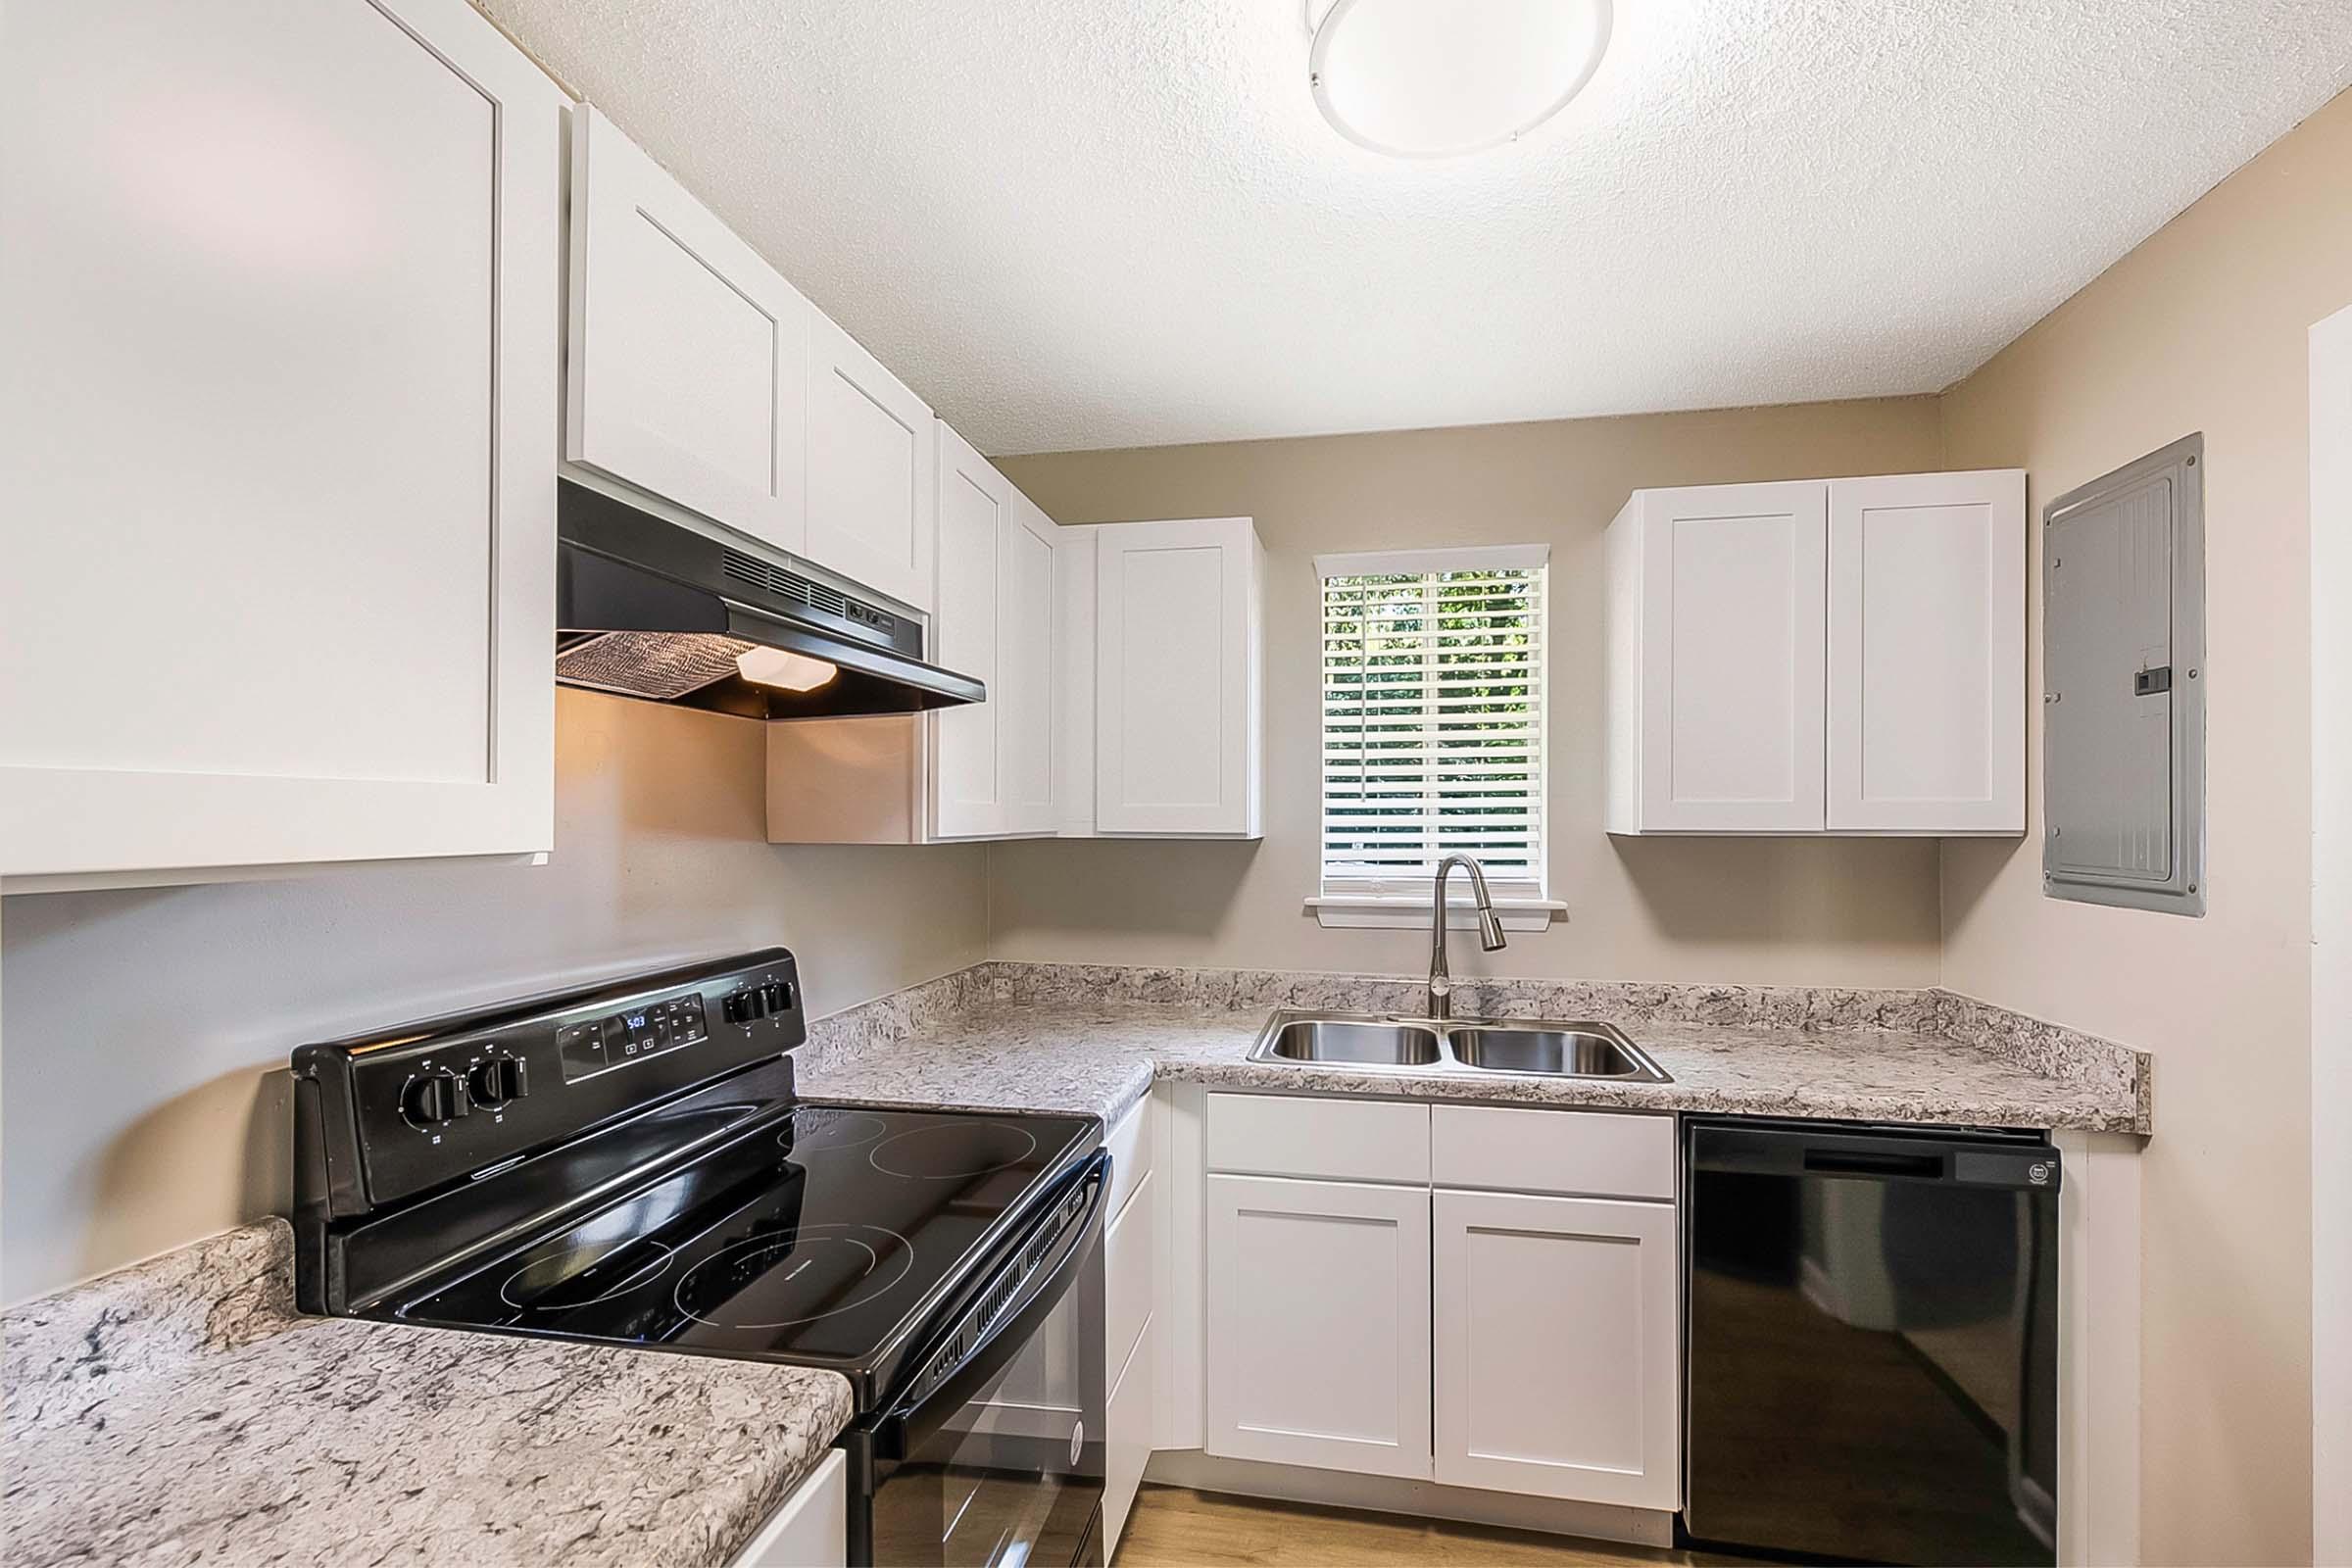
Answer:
[{"left": 1111, "top": 1487, "right": 1754, "bottom": 1567}]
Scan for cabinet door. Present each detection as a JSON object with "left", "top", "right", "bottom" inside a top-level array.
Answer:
[
  {"left": 0, "top": 0, "right": 562, "bottom": 887},
  {"left": 1055, "top": 526, "right": 1101, "bottom": 837},
  {"left": 1827, "top": 470, "right": 2026, "bottom": 834},
  {"left": 806, "top": 311, "right": 936, "bottom": 610},
  {"left": 1000, "top": 491, "right": 1062, "bottom": 836},
  {"left": 927, "top": 423, "right": 1006, "bottom": 839},
  {"left": 1633, "top": 483, "right": 1827, "bottom": 831},
  {"left": 1205, "top": 1174, "right": 1431, "bottom": 1479},
  {"left": 566, "top": 106, "right": 808, "bottom": 555},
  {"left": 1433, "top": 1190, "right": 1679, "bottom": 1509},
  {"left": 727, "top": 1448, "right": 847, "bottom": 1568},
  {"left": 1095, "top": 517, "right": 1262, "bottom": 837}
]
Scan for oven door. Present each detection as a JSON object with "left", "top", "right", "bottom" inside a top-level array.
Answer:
[{"left": 857, "top": 1155, "right": 1107, "bottom": 1568}]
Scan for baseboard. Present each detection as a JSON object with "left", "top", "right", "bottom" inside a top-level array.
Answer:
[{"left": 1141, "top": 1448, "right": 1678, "bottom": 1548}]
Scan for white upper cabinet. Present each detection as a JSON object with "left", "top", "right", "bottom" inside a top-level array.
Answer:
[
  {"left": 1001, "top": 492, "right": 1062, "bottom": 836},
  {"left": 765, "top": 420, "right": 1058, "bottom": 844},
  {"left": 1827, "top": 470, "right": 2026, "bottom": 833},
  {"left": 1607, "top": 470, "right": 2024, "bottom": 837},
  {"left": 1055, "top": 525, "right": 1102, "bottom": 837},
  {"left": 0, "top": 0, "right": 564, "bottom": 889},
  {"left": 807, "top": 313, "right": 937, "bottom": 612},
  {"left": 1607, "top": 482, "right": 1828, "bottom": 833},
  {"left": 567, "top": 107, "right": 940, "bottom": 613},
  {"left": 565, "top": 106, "right": 808, "bottom": 556},
  {"left": 927, "top": 424, "right": 1008, "bottom": 839},
  {"left": 1094, "top": 517, "right": 1266, "bottom": 838}
]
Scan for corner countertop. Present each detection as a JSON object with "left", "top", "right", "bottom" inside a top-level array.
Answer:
[
  {"left": 795, "top": 965, "right": 2149, "bottom": 1135},
  {"left": 2, "top": 1221, "right": 854, "bottom": 1568}
]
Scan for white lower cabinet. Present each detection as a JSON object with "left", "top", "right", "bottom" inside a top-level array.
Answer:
[
  {"left": 1199, "top": 1094, "right": 1682, "bottom": 1515},
  {"left": 728, "top": 1447, "right": 848, "bottom": 1568},
  {"left": 1102, "top": 1098, "right": 1158, "bottom": 1559},
  {"left": 1203, "top": 1173, "right": 1433, "bottom": 1479},
  {"left": 1432, "top": 1190, "right": 1680, "bottom": 1509},
  {"left": 1106, "top": 1316, "right": 1156, "bottom": 1551}
]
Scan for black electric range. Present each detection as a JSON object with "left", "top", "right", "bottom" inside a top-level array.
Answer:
[{"left": 292, "top": 949, "right": 1108, "bottom": 1567}]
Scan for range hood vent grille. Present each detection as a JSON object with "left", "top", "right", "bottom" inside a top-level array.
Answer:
[
  {"left": 555, "top": 631, "right": 753, "bottom": 702},
  {"left": 720, "top": 549, "right": 857, "bottom": 625}
]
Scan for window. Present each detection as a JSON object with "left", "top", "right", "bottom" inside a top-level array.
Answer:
[{"left": 1314, "top": 545, "right": 1552, "bottom": 927}]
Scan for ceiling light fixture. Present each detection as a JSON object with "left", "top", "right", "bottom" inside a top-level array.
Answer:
[{"left": 1305, "top": 0, "right": 1611, "bottom": 160}]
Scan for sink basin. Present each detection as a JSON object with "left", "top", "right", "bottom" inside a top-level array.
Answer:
[
  {"left": 1246, "top": 1010, "right": 1671, "bottom": 1083},
  {"left": 1446, "top": 1023, "right": 1668, "bottom": 1081},
  {"left": 1258, "top": 1017, "right": 1443, "bottom": 1067}
]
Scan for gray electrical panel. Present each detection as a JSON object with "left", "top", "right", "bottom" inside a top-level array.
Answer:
[{"left": 2041, "top": 433, "right": 2205, "bottom": 915}]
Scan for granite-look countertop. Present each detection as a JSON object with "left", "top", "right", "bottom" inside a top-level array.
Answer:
[
  {"left": 798, "top": 963, "right": 2149, "bottom": 1134},
  {"left": 2, "top": 1221, "right": 854, "bottom": 1568}
]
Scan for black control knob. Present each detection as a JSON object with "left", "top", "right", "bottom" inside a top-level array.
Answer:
[
  {"left": 400, "top": 1069, "right": 467, "bottom": 1129},
  {"left": 724, "top": 989, "right": 765, "bottom": 1024},
  {"left": 468, "top": 1054, "right": 529, "bottom": 1109},
  {"left": 761, "top": 981, "right": 791, "bottom": 1014}
]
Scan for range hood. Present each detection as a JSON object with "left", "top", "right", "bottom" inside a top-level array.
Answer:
[{"left": 555, "top": 480, "right": 984, "bottom": 720}]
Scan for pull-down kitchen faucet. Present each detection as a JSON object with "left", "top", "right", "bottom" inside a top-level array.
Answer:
[{"left": 1427, "top": 854, "right": 1507, "bottom": 1019}]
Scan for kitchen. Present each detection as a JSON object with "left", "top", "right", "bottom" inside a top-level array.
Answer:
[{"left": 2, "top": 3, "right": 2347, "bottom": 1566}]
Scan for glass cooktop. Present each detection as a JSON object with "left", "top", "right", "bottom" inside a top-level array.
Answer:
[{"left": 395, "top": 1102, "right": 1098, "bottom": 1380}]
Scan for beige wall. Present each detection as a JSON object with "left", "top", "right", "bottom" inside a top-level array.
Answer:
[
  {"left": 996, "top": 398, "right": 1951, "bottom": 987},
  {"left": 0, "top": 690, "right": 987, "bottom": 1303},
  {"left": 1936, "top": 89, "right": 2351, "bottom": 1567}
]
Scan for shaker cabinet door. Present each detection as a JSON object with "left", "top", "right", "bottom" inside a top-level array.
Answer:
[
  {"left": 1432, "top": 1189, "right": 1680, "bottom": 1509},
  {"left": 1631, "top": 482, "right": 1828, "bottom": 832},
  {"left": 928, "top": 422, "right": 1007, "bottom": 839},
  {"left": 999, "top": 491, "right": 1063, "bottom": 837},
  {"left": 1094, "top": 517, "right": 1263, "bottom": 837},
  {"left": 1204, "top": 1173, "right": 1431, "bottom": 1479},
  {"left": 806, "top": 312, "right": 936, "bottom": 611},
  {"left": 0, "top": 0, "right": 564, "bottom": 887},
  {"left": 1827, "top": 469, "right": 2026, "bottom": 834},
  {"left": 566, "top": 105, "right": 809, "bottom": 556}
]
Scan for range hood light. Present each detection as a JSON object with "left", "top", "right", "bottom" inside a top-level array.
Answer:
[{"left": 735, "top": 646, "right": 841, "bottom": 693}]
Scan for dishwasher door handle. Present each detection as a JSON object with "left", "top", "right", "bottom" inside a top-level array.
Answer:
[{"left": 1687, "top": 1120, "right": 2061, "bottom": 1192}]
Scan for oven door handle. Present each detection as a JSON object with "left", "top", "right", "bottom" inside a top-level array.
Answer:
[{"left": 871, "top": 1152, "right": 1107, "bottom": 1459}]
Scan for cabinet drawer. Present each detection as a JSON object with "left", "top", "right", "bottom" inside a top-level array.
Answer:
[
  {"left": 1206, "top": 1093, "right": 1428, "bottom": 1183},
  {"left": 1431, "top": 1104, "right": 1673, "bottom": 1200},
  {"left": 1106, "top": 1097, "right": 1153, "bottom": 1223},
  {"left": 1106, "top": 1165, "right": 1155, "bottom": 1386}
]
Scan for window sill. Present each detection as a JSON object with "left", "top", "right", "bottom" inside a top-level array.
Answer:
[{"left": 1304, "top": 895, "right": 1565, "bottom": 932}]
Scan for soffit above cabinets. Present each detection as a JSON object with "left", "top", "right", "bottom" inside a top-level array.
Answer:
[{"left": 476, "top": 0, "right": 2352, "bottom": 452}]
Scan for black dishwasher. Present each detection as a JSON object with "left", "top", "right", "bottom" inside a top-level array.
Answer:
[{"left": 1683, "top": 1119, "right": 2059, "bottom": 1566}]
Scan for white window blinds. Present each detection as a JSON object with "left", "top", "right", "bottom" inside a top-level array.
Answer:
[{"left": 1318, "top": 547, "right": 1547, "bottom": 898}]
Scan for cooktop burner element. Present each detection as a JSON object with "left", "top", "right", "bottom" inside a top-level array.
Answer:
[
  {"left": 499, "top": 1240, "right": 677, "bottom": 1313},
  {"left": 674, "top": 1223, "right": 914, "bottom": 1329},
  {"left": 869, "top": 1120, "right": 1039, "bottom": 1180},
  {"left": 781, "top": 1105, "right": 890, "bottom": 1153}
]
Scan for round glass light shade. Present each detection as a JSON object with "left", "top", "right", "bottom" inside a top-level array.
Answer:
[{"left": 1308, "top": 0, "right": 1611, "bottom": 160}]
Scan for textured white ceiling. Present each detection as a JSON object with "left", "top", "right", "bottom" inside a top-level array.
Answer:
[{"left": 479, "top": 0, "right": 2352, "bottom": 456}]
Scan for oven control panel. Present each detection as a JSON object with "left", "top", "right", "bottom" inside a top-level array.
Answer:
[
  {"left": 556, "top": 992, "right": 711, "bottom": 1082},
  {"left": 293, "top": 949, "right": 806, "bottom": 1215}
]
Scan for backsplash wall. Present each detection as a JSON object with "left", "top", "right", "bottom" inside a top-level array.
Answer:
[{"left": 0, "top": 690, "right": 989, "bottom": 1304}]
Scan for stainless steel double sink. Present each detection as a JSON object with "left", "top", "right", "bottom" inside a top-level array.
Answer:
[{"left": 1246, "top": 1008, "right": 1671, "bottom": 1083}]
